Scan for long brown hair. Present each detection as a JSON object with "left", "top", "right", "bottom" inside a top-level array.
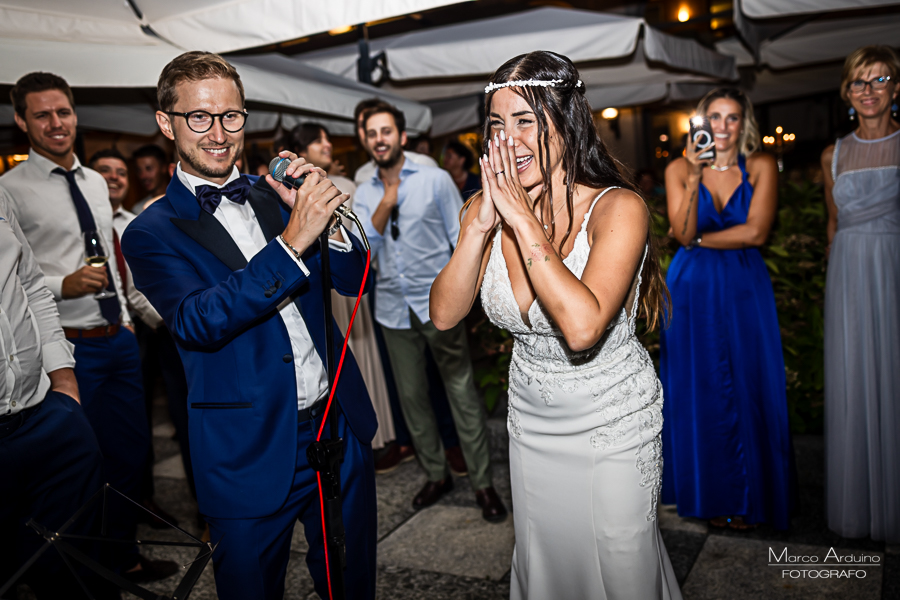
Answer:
[{"left": 466, "top": 51, "right": 669, "bottom": 330}]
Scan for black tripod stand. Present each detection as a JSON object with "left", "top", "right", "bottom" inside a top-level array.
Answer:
[{"left": 0, "top": 484, "right": 214, "bottom": 600}]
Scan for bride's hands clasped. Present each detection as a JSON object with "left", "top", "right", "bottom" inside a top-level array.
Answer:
[{"left": 478, "top": 131, "right": 538, "bottom": 233}]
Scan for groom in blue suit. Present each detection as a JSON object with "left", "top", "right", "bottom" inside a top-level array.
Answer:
[{"left": 121, "top": 51, "right": 377, "bottom": 599}]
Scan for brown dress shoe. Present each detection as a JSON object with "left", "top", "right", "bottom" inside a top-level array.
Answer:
[
  {"left": 475, "top": 487, "right": 508, "bottom": 523},
  {"left": 412, "top": 478, "right": 454, "bottom": 509},
  {"left": 445, "top": 446, "right": 468, "bottom": 477},
  {"left": 123, "top": 556, "right": 180, "bottom": 583},
  {"left": 374, "top": 443, "right": 416, "bottom": 474}
]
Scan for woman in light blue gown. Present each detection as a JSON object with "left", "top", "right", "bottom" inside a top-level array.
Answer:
[{"left": 822, "top": 45, "right": 900, "bottom": 544}]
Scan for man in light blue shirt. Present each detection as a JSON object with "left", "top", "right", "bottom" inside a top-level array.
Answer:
[{"left": 354, "top": 101, "right": 506, "bottom": 522}]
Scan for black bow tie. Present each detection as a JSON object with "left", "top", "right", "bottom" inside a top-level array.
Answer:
[{"left": 195, "top": 176, "right": 252, "bottom": 214}]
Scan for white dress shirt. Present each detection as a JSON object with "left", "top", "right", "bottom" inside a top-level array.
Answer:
[
  {"left": 0, "top": 151, "right": 130, "bottom": 329},
  {"left": 113, "top": 208, "right": 164, "bottom": 329},
  {"left": 176, "top": 164, "right": 351, "bottom": 409},
  {"left": 0, "top": 191, "right": 75, "bottom": 415}
]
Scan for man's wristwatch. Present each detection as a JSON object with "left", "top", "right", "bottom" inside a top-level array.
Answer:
[{"left": 686, "top": 235, "right": 702, "bottom": 250}]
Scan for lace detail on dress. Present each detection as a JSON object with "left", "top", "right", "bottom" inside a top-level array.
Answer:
[{"left": 482, "top": 187, "right": 664, "bottom": 519}]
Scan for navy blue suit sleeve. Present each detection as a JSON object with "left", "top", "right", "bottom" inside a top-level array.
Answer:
[{"left": 122, "top": 224, "right": 309, "bottom": 351}]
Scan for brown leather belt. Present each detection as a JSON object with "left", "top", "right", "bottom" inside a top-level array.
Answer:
[{"left": 63, "top": 324, "right": 120, "bottom": 339}]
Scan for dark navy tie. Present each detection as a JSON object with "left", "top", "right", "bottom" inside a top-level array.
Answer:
[
  {"left": 53, "top": 167, "right": 121, "bottom": 325},
  {"left": 195, "top": 176, "right": 252, "bottom": 214}
]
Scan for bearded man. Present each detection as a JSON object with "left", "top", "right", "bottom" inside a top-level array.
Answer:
[
  {"left": 121, "top": 51, "right": 377, "bottom": 600},
  {"left": 353, "top": 101, "right": 507, "bottom": 522}
]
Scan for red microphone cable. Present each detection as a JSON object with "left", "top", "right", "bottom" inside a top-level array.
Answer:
[{"left": 315, "top": 247, "right": 371, "bottom": 600}]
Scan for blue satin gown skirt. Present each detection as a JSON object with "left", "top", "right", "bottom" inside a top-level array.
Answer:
[{"left": 659, "top": 156, "right": 795, "bottom": 529}]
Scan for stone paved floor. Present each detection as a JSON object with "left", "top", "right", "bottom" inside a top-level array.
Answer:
[{"left": 77, "top": 395, "right": 900, "bottom": 599}]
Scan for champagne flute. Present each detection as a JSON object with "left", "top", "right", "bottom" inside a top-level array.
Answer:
[{"left": 83, "top": 230, "right": 115, "bottom": 300}]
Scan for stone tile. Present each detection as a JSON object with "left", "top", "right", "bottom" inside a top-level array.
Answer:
[
  {"left": 378, "top": 505, "right": 514, "bottom": 581},
  {"left": 154, "top": 453, "right": 187, "bottom": 480},
  {"left": 372, "top": 565, "right": 510, "bottom": 600},
  {"left": 153, "top": 421, "right": 176, "bottom": 438},
  {"left": 375, "top": 459, "right": 427, "bottom": 539},
  {"left": 682, "top": 536, "right": 882, "bottom": 599},
  {"left": 659, "top": 504, "right": 709, "bottom": 535},
  {"left": 441, "top": 460, "right": 513, "bottom": 515},
  {"left": 661, "top": 529, "right": 707, "bottom": 586},
  {"left": 884, "top": 549, "right": 899, "bottom": 600},
  {"left": 282, "top": 551, "right": 316, "bottom": 599},
  {"left": 152, "top": 433, "right": 181, "bottom": 464},
  {"left": 148, "top": 477, "right": 201, "bottom": 537}
]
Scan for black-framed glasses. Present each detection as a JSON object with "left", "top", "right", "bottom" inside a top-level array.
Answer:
[
  {"left": 390, "top": 206, "right": 400, "bottom": 241},
  {"left": 848, "top": 75, "right": 892, "bottom": 94},
  {"left": 165, "top": 109, "right": 249, "bottom": 133}
]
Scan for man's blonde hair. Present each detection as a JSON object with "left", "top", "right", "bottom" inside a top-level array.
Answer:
[{"left": 157, "top": 51, "right": 244, "bottom": 112}]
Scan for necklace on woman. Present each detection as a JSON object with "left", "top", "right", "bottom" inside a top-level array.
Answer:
[
  {"left": 709, "top": 158, "right": 737, "bottom": 172},
  {"left": 543, "top": 200, "right": 567, "bottom": 230}
]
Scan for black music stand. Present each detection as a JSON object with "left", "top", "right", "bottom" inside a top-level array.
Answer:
[{"left": 0, "top": 484, "right": 215, "bottom": 600}]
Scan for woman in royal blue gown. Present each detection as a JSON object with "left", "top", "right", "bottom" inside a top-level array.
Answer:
[{"left": 660, "top": 88, "right": 795, "bottom": 530}]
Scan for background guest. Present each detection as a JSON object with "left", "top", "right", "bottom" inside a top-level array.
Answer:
[
  {"left": 0, "top": 191, "right": 115, "bottom": 600},
  {"left": 350, "top": 100, "right": 467, "bottom": 475},
  {"left": 660, "top": 88, "right": 795, "bottom": 531},
  {"left": 353, "top": 101, "right": 506, "bottom": 521},
  {"left": 131, "top": 144, "right": 170, "bottom": 214},
  {"left": 821, "top": 45, "right": 900, "bottom": 544},
  {"left": 288, "top": 121, "right": 397, "bottom": 451},
  {"left": 353, "top": 98, "right": 438, "bottom": 185},
  {"left": 442, "top": 139, "right": 482, "bottom": 200},
  {"left": 90, "top": 148, "right": 196, "bottom": 512},
  {"left": 0, "top": 72, "right": 176, "bottom": 582}
]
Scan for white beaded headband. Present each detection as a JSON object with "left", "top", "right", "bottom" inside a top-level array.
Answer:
[{"left": 484, "top": 78, "right": 583, "bottom": 94}]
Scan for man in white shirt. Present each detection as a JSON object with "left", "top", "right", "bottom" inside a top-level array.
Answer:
[
  {"left": 0, "top": 72, "right": 174, "bottom": 583},
  {"left": 121, "top": 51, "right": 378, "bottom": 600},
  {"left": 130, "top": 144, "right": 170, "bottom": 215},
  {"left": 0, "top": 192, "right": 115, "bottom": 600}
]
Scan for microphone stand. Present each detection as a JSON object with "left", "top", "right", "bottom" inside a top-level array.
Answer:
[
  {"left": 306, "top": 210, "right": 370, "bottom": 599},
  {"left": 306, "top": 225, "right": 347, "bottom": 600}
]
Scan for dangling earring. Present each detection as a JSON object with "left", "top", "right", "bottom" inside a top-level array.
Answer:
[
  {"left": 892, "top": 103, "right": 899, "bottom": 119},
  {"left": 848, "top": 107, "right": 856, "bottom": 121}
]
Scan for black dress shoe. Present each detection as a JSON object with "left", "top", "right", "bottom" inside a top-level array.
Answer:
[
  {"left": 123, "top": 556, "right": 179, "bottom": 583},
  {"left": 475, "top": 487, "right": 508, "bottom": 523},
  {"left": 412, "top": 478, "right": 453, "bottom": 509}
]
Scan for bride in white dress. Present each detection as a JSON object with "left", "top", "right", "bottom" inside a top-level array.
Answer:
[{"left": 430, "top": 51, "right": 682, "bottom": 599}]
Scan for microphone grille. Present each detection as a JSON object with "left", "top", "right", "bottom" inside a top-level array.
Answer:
[{"left": 268, "top": 157, "right": 288, "bottom": 182}]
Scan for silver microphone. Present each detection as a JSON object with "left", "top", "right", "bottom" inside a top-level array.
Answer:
[{"left": 268, "top": 157, "right": 369, "bottom": 251}]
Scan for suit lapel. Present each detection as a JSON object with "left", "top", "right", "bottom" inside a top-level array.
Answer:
[
  {"left": 171, "top": 211, "right": 248, "bottom": 271},
  {"left": 246, "top": 178, "right": 287, "bottom": 243}
]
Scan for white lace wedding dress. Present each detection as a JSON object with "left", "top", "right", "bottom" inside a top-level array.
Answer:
[{"left": 481, "top": 189, "right": 682, "bottom": 599}]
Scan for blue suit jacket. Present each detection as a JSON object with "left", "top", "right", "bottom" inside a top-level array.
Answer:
[{"left": 121, "top": 174, "right": 376, "bottom": 519}]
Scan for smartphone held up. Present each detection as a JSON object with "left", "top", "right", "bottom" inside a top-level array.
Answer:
[{"left": 689, "top": 116, "right": 716, "bottom": 163}]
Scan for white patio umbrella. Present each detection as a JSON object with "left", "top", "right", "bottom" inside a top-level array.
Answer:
[
  {"left": 297, "top": 7, "right": 736, "bottom": 135},
  {"left": 0, "top": 38, "right": 432, "bottom": 136},
  {"left": 740, "top": 0, "right": 900, "bottom": 18},
  {"left": 0, "top": 0, "right": 471, "bottom": 53}
]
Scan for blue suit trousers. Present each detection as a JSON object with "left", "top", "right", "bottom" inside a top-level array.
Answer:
[{"left": 206, "top": 411, "right": 376, "bottom": 600}]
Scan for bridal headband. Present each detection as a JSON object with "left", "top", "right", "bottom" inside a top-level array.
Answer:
[{"left": 484, "top": 78, "right": 583, "bottom": 94}]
